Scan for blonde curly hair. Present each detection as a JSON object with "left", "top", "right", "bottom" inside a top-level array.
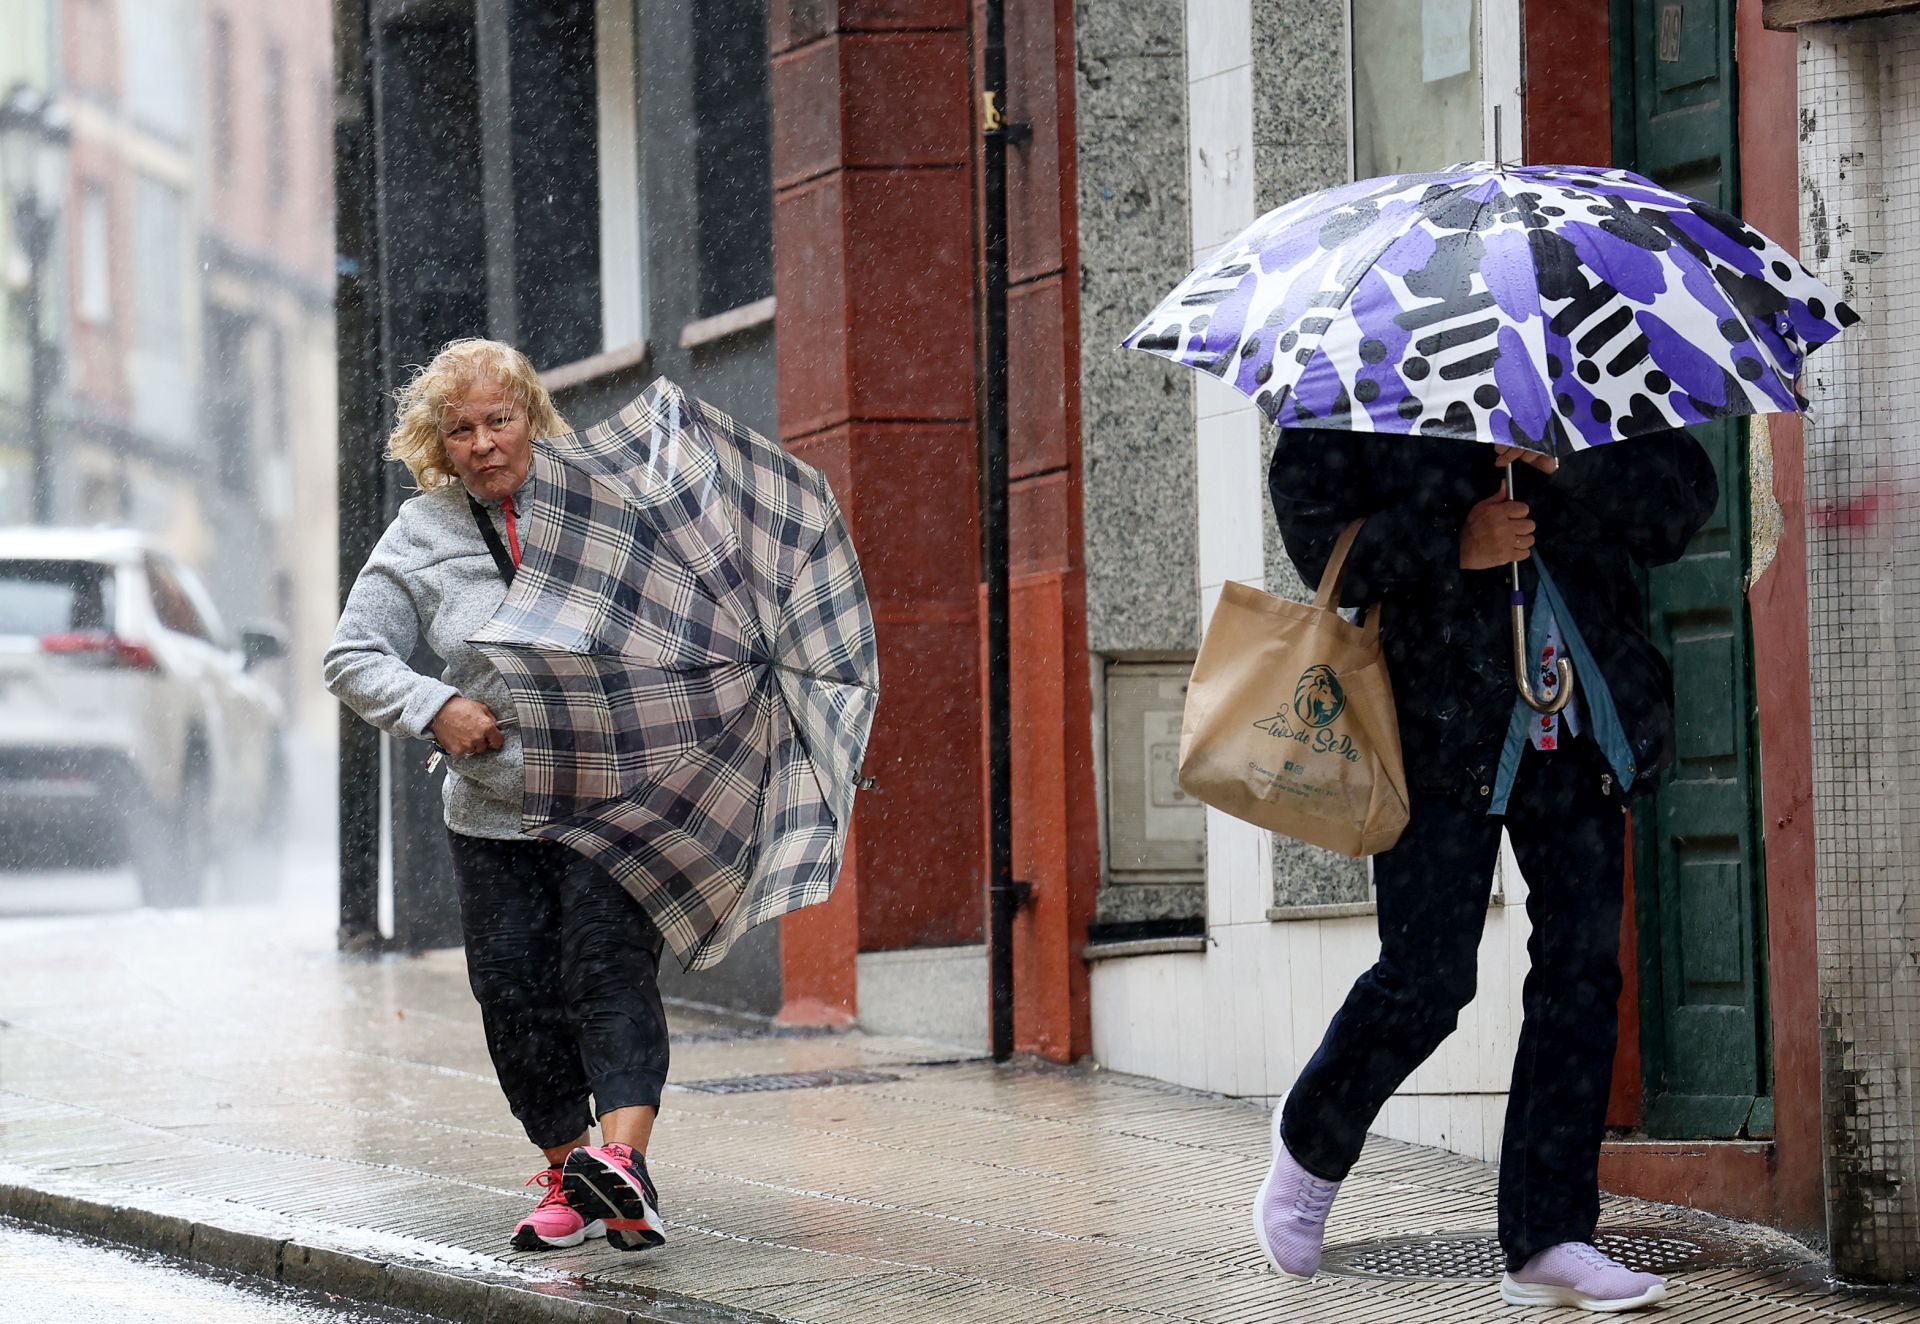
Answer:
[{"left": 386, "top": 338, "right": 569, "bottom": 489}]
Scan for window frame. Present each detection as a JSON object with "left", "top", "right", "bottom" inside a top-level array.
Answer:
[{"left": 1345, "top": 0, "right": 1525, "bottom": 179}]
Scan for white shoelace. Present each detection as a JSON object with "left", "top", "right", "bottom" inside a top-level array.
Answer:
[
  {"left": 1292, "top": 1174, "right": 1339, "bottom": 1222},
  {"left": 1566, "top": 1242, "right": 1625, "bottom": 1273}
]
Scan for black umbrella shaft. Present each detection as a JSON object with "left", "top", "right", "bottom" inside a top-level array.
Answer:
[{"left": 983, "top": 0, "right": 1019, "bottom": 1063}]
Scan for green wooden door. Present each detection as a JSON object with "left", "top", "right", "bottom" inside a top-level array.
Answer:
[{"left": 1611, "top": 0, "right": 1772, "bottom": 1139}]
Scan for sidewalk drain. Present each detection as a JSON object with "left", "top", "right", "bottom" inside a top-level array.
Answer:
[
  {"left": 672, "top": 1068, "right": 904, "bottom": 1095},
  {"left": 1319, "top": 1230, "right": 1716, "bottom": 1281}
]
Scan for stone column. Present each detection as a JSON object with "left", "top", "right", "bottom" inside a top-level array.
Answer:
[
  {"left": 1798, "top": 15, "right": 1920, "bottom": 1284},
  {"left": 769, "top": 1, "right": 986, "bottom": 1023}
]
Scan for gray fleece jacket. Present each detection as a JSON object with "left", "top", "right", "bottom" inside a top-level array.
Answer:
[{"left": 323, "top": 473, "right": 532, "bottom": 840}]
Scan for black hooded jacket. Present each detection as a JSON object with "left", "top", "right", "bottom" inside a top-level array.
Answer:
[{"left": 1267, "top": 427, "right": 1719, "bottom": 808}]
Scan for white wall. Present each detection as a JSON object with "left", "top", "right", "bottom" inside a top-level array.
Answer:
[{"left": 1087, "top": 0, "right": 1532, "bottom": 1166}]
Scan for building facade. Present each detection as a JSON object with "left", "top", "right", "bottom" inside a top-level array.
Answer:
[
  {"left": 0, "top": 0, "right": 60, "bottom": 519},
  {"left": 330, "top": 0, "right": 1917, "bottom": 1281}
]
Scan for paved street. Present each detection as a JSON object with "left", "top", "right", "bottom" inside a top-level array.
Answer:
[
  {"left": 2, "top": 909, "right": 1915, "bottom": 1323},
  {"left": 0, "top": 1219, "right": 436, "bottom": 1323}
]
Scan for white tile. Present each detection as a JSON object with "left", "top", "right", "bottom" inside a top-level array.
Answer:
[
  {"left": 1196, "top": 934, "right": 1238, "bottom": 1096},
  {"left": 1188, "top": 65, "right": 1256, "bottom": 252},
  {"left": 1450, "top": 1096, "right": 1487, "bottom": 1163},
  {"left": 1498, "top": 830, "right": 1527, "bottom": 903},
  {"left": 1222, "top": 926, "right": 1270, "bottom": 1098},
  {"left": 1318, "top": 914, "right": 1379, "bottom": 990},
  {"left": 1284, "top": 921, "right": 1327, "bottom": 1076},
  {"left": 1186, "top": 0, "right": 1253, "bottom": 83},
  {"left": 1477, "top": 911, "right": 1515, "bottom": 1094},
  {"left": 1195, "top": 409, "right": 1265, "bottom": 587},
  {"left": 1173, "top": 959, "right": 1213, "bottom": 1091},
  {"left": 1204, "top": 806, "right": 1268, "bottom": 926},
  {"left": 1379, "top": 1095, "right": 1415, "bottom": 1145},
  {"left": 1093, "top": 966, "right": 1125, "bottom": 1068}
]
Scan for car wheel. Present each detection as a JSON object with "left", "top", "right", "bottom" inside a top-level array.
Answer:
[{"left": 137, "top": 746, "right": 212, "bottom": 909}]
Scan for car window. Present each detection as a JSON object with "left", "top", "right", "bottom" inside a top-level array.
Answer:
[
  {"left": 170, "top": 557, "right": 231, "bottom": 648},
  {"left": 146, "top": 556, "right": 212, "bottom": 643},
  {"left": 0, "top": 561, "right": 116, "bottom": 636}
]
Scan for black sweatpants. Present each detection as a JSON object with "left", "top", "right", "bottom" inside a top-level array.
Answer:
[
  {"left": 1279, "top": 739, "right": 1626, "bottom": 1270},
  {"left": 447, "top": 831, "right": 671, "bottom": 1149}
]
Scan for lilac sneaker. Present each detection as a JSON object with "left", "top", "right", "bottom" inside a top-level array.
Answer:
[
  {"left": 1501, "top": 1241, "right": 1669, "bottom": 1311},
  {"left": 1252, "top": 1104, "right": 1341, "bottom": 1277}
]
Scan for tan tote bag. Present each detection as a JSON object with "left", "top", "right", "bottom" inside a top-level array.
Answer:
[{"left": 1178, "top": 520, "right": 1410, "bottom": 857}]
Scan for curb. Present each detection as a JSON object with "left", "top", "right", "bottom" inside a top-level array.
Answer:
[{"left": 0, "top": 1180, "right": 781, "bottom": 1324}]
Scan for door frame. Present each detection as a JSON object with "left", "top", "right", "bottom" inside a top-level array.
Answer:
[{"left": 1607, "top": 0, "right": 1774, "bottom": 1140}]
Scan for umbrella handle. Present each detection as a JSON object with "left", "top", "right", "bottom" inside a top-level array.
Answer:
[
  {"left": 1511, "top": 588, "right": 1576, "bottom": 715},
  {"left": 1506, "top": 463, "right": 1575, "bottom": 716}
]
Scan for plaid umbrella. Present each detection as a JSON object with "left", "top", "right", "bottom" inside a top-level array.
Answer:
[{"left": 470, "top": 379, "right": 879, "bottom": 970}]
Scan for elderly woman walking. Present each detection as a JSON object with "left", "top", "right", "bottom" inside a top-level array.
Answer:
[{"left": 325, "top": 339, "right": 667, "bottom": 1254}]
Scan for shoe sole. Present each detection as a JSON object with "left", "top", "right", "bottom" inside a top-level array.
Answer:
[
  {"left": 1252, "top": 1102, "right": 1317, "bottom": 1279},
  {"left": 1500, "top": 1276, "right": 1669, "bottom": 1312},
  {"left": 510, "top": 1218, "right": 606, "bottom": 1252},
  {"left": 563, "top": 1152, "right": 667, "bottom": 1252}
]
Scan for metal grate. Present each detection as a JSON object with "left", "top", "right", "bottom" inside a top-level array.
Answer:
[
  {"left": 1318, "top": 1230, "right": 1714, "bottom": 1281},
  {"left": 671, "top": 1068, "right": 904, "bottom": 1095}
]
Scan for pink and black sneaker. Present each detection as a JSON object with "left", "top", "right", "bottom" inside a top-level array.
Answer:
[
  {"left": 511, "top": 1165, "right": 606, "bottom": 1251},
  {"left": 562, "top": 1142, "right": 666, "bottom": 1251}
]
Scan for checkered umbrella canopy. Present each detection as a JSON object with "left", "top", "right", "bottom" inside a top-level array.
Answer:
[{"left": 470, "top": 379, "right": 879, "bottom": 970}]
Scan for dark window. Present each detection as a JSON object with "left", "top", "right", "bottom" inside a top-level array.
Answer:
[
  {"left": 692, "top": 0, "right": 773, "bottom": 316},
  {"left": 0, "top": 561, "right": 115, "bottom": 636},
  {"left": 504, "top": 0, "right": 601, "bottom": 367},
  {"left": 266, "top": 43, "right": 290, "bottom": 205},
  {"left": 376, "top": 14, "right": 487, "bottom": 377},
  {"left": 210, "top": 11, "right": 235, "bottom": 181},
  {"left": 146, "top": 558, "right": 211, "bottom": 642}
]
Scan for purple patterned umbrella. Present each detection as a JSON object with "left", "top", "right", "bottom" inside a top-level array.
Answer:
[{"left": 1123, "top": 163, "right": 1855, "bottom": 455}]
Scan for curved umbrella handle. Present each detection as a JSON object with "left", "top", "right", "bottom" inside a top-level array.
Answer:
[
  {"left": 1504, "top": 462, "right": 1573, "bottom": 715},
  {"left": 1512, "top": 589, "right": 1576, "bottom": 715}
]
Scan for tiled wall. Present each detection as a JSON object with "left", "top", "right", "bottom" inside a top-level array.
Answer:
[{"left": 1798, "top": 15, "right": 1920, "bottom": 1283}]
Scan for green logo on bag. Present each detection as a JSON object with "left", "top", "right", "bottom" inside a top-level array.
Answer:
[{"left": 1293, "top": 665, "right": 1345, "bottom": 729}]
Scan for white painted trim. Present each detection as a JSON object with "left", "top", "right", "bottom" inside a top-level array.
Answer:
[
  {"left": 1083, "top": 936, "right": 1209, "bottom": 960},
  {"left": 679, "top": 295, "right": 776, "bottom": 350},
  {"left": 595, "top": 0, "right": 644, "bottom": 351},
  {"left": 1482, "top": 0, "right": 1525, "bottom": 164},
  {"left": 540, "top": 339, "right": 650, "bottom": 393}
]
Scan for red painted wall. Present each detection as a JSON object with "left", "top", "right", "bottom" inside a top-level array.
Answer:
[
  {"left": 1736, "top": 0, "right": 1824, "bottom": 1239},
  {"left": 772, "top": 0, "right": 1099, "bottom": 1061},
  {"left": 771, "top": 2, "right": 987, "bottom": 1026}
]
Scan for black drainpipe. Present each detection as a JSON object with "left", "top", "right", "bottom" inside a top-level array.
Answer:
[{"left": 981, "top": 0, "right": 1030, "bottom": 1063}]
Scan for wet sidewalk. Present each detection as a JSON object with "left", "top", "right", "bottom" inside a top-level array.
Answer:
[{"left": 1, "top": 909, "right": 1913, "bottom": 1323}]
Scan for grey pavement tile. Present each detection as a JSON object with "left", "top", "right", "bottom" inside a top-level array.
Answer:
[{"left": 5, "top": 909, "right": 1918, "bottom": 1324}]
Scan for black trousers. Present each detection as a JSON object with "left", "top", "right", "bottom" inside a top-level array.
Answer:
[
  {"left": 447, "top": 831, "right": 671, "bottom": 1149},
  {"left": 1279, "top": 740, "right": 1626, "bottom": 1270}
]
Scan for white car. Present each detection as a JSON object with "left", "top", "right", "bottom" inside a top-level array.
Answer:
[{"left": 0, "top": 528, "right": 286, "bottom": 906}]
